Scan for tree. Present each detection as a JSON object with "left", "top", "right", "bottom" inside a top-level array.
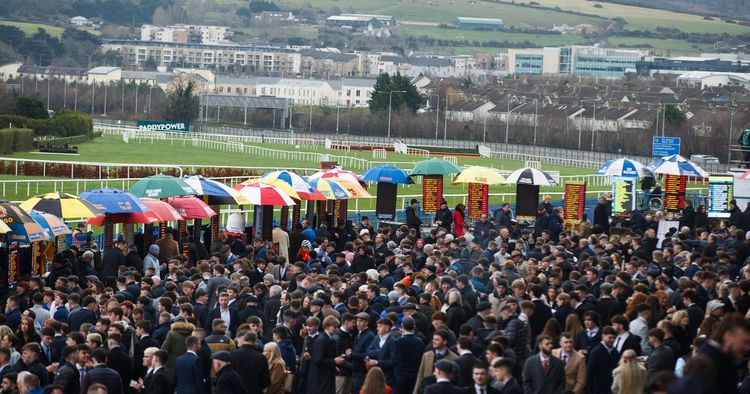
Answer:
[
  {"left": 14, "top": 96, "right": 48, "bottom": 119},
  {"left": 165, "top": 79, "right": 198, "bottom": 121},
  {"left": 664, "top": 104, "right": 686, "bottom": 126},
  {"left": 368, "top": 72, "right": 425, "bottom": 114}
]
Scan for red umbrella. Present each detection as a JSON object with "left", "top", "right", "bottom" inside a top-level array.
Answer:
[
  {"left": 86, "top": 212, "right": 161, "bottom": 226},
  {"left": 140, "top": 198, "right": 184, "bottom": 221},
  {"left": 166, "top": 196, "right": 216, "bottom": 219}
]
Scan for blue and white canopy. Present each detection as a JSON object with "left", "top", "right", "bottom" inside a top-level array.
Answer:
[
  {"left": 597, "top": 158, "right": 650, "bottom": 178},
  {"left": 647, "top": 154, "right": 709, "bottom": 178}
]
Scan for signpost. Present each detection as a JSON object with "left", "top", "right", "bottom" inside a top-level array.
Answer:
[
  {"left": 652, "top": 136, "right": 681, "bottom": 157},
  {"left": 136, "top": 120, "right": 190, "bottom": 132},
  {"left": 708, "top": 175, "right": 734, "bottom": 218},
  {"left": 516, "top": 185, "right": 540, "bottom": 221},
  {"left": 663, "top": 174, "right": 687, "bottom": 212},
  {"left": 563, "top": 181, "right": 586, "bottom": 230}
]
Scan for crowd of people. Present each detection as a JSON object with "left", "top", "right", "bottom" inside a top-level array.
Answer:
[{"left": 0, "top": 192, "right": 749, "bottom": 394}]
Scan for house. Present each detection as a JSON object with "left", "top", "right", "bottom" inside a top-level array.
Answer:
[
  {"left": 253, "top": 11, "right": 297, "bottom": 25},
  {"left": 70, "top": 16, "right": 93, "bottom": 27},
  {"left": 446, "top": 99, "right": 496, "bottom": 121},
  {"left": 453, "top": 17, "right": 504, "bottom": 30}
]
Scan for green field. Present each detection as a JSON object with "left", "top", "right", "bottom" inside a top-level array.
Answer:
[
  {"left": 0, "top": 134, "right": 605, "bottom": 207},
  {"left": 0, "top": 20, "right": 65, "bottom": 37},
  {"left": 397, "top": 26, "right": 588, "bottom": 46},
  {"left": 510, "top": 0, "right": 750, "bottom": 34},
  {"left": 607, "top": 36, "right": 713, "bottom": 55}
]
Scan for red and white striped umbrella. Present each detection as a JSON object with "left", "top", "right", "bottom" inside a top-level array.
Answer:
[
  {"left": 309, "top": 168, "right": 366, "bottom": 186},
  {"left": 140, "top": 198, "right": 185, "bottom": 221},
  {"left": 233, "top": 182, "right": 296, "bottom": 206}
]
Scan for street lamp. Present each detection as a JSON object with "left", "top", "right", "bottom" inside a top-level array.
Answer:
[
  {"left": 579, "top": 99, "right": 599, "bottom": 151},
  {"left": 505, "top": 95, "right": 522, "bottom": 145},
  {"left": 375, "top": 90, "right": 406, "bottom": 139}
]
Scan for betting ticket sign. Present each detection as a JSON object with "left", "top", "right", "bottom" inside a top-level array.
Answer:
[
  {"left": 564, "top": 181, "right": 586, "bottom": 228},
  {"left": 467, "top": 183, "right": 489, "bottom": 219},
  {"left": 422, "top": 175, "right": 444, "bottom": 213},
  {"left": 708, "top": 176, "right": 734, "bottom": 218},
  {"left": 663, "top": 174, "right": 687, "bottom": 212}
]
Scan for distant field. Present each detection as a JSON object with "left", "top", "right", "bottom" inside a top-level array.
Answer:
[
  {"left": 509, "top": 0, "right": 750, "bottom": 34},
  {"left": 0, "top": 20, "right": 65, "bottom": 37},
  {"left": 607, "top": 36, "right": 714, "bottom": 55},
  {"left": 396, "top": 26, "right": 589, "bottom": 46}
]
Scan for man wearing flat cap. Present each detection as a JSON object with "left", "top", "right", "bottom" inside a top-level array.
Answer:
[
  {"left": 423, "top": 359, "right": 464, "bottom": 394},
  {"left": 406, "top": 198, "right": 424, "bottom": 234},
  {"left": 211, "top": 351, "right": 244, "bottom": 394}
]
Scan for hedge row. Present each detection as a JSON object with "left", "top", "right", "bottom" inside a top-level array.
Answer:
[
  {"left": 0, "top": 128, "right": 34, "bottom": 154},
  {"left": 0, "top": 111, "right": 93, "bottom": 138},
  {"left": 33, "top": 132, "right": 102, "bottom": 149}
]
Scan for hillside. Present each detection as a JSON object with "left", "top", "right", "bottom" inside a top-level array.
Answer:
[{"left": 597, "top": 0, "right": 750, "bottom": 22}]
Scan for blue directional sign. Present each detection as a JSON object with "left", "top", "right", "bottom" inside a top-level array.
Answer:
[{"left": 652, "top": 136, "right": 681, "bottom": 157}]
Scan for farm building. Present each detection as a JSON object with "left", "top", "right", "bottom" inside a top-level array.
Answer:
[{"left": 453, "top": 17, "right": 504, "bottom": 30}]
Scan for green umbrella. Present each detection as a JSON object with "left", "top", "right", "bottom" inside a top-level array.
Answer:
[
  {"left": 409, "top": 158, "right": 462, "bottom": 176},
  {"left": 129, "top": 174, "right": 197, "bottom": 199}
]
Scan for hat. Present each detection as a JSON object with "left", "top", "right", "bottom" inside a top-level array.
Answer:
[
  {"left": 220, "top": 245, "right": 231, "bottom": 254},
  {"left": 402, "top": 316, "right": 415, "bottom": 330},
  {"left": 707, "top": 300, "right": 725, "bottom": 313},
  {"left": 395, "top": 254, "right": 407, "bottom": 260},
  {"left": 149, "top": 244, "right": 159, "bottom": 255},
  {"left": 195, "top": 288, "right": 208, "bottom": 298},
  {"left": 311, "top": 299, "right": 325, "bottom": 307},
  {"left": 246, "top": 295, "right": 259, "bottom": 304},
  {"left": 263, "top": 274, "right": 276, "bottom": 284},
  {"left": 403, "top": 302, "right": 416, "bottom": 310},
  {"left": 211, "top": 351, "right": 232, "bottom": 363},
  {"left": 476, "top": 301, "right": 491, "bottom": 312},
  {"left": 410, "top": 199, "right": 418, "bottom": 205},
  {"left": 301, "top": 240, "right": 311, "bottom": 248},
  {"left": 355, "top": 312, "right": 370, "bottom": 321},
  {"left": 434, "top": 360, "right": 459, "bottom": 375},
  {"left": 143, "top": 347, "right": 159, "bottom": 357},
  {"left": 359, "top": 229, "right": 370, "bottom": 237}
]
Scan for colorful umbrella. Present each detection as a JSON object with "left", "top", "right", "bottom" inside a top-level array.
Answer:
[
  {"left": 79, "top": 188, "right": 151, "bottom": 214},
  {"left": 181, "top": 175, "right": 250, "bottom": 205},
  {"left": 86, "top": 211, "right": 161, "bottom": 226},
  {"left": 260, "top": 171, "right": 326, "bottom": 200},
  {"left": 233, "top": 182, "right": 297, "bottom": 206},
  {"left": 140, "top": 198, "right": 185, "bottom": 221},
  {"left": 503, "top": 167, "right": 558, "bottom": 186},
  {"left": 409, "top": 158, "right": 462, "bottom": 176},
  {"left": 452, "top": 166, "right": 506, "bottom": 185},
  {"left": 0, "top": 221, "right": 11, "bottom": 234},
  {"left": 309, "top": 168, "right": 366, "bottom": 186},
  {"left": 361, "top": 164, "right": 413, "bottom": 184},
  {"left": 647, "top": 154, "right": 709, "bottom": 178},
  {"left": 20, "top": 192, "right": 103, "bottom": 219},
  {"left": 166, "top": 196, "right": 217, "bottom": 219},
  {"left": 28, "top": 211, "right": 71, "bottom": 238},
  {"left": 242, "top": 178, "right": 302, "bottom": 200},
  {"left": 308, "top": 178, "right": 353, "bottom": 200},
  {"left": 130, "top": 174, "right": 197, "bottom": 199},
  {"left": 0, "top": 201, "right": 48, "bottom": 243},
  {"left": 597, "top": 158, "right": 651, "bottom": 178},
  {"left": 328, "top": 177, "right": 371, "bottom": 198}
]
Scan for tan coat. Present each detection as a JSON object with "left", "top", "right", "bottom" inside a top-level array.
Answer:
[
  {"left": 551, "top": 348, "right": 587, "bottom": 394},
  {"left": 413, "top": 349, "right": 458, "bottom": 394},
  {"left": 266, "top": 360, "right": 286, "bottom": 394}
]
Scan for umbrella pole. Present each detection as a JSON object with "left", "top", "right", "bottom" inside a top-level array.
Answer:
[
  {"left": 292, "top": 201, "right": 301, "bottom": 229},
  {"left": 280, "top": 206, "right": 289, "bottom": 231},
  {"left": 104, "top": 218, "right": 114, "bottom": 251},
  {"left": 193, "top": 218, "right": 202, "bottom": 244},
  {"left": 210, "top": 205, "right": 220, "bottom": 244}
]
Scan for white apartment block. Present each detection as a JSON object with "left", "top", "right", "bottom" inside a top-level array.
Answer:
[
  {"left": 101, "top": 40, "right": 301, "bottom": 75},
  {"left": 140, "top": 25, "right": 232, "bottom": 45}
]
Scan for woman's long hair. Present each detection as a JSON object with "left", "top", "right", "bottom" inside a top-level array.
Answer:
[
  {"left": 361, "top": 366, "right": 388, "bottom": 394},
  {"left": 565, "top": 314, "right": 584, "bottom": 338},
  {"left": 263, "top": 342, "right": 285, "bottom": 369},
  {"left": 540, "top": 318, "right": 563, "bottom": 346},
  {"left": 614, "top": 349, "right": 645, "bottom": 394}
]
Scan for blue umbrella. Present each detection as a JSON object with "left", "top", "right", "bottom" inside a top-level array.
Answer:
[
  {"left": 361, "top": 164, "right": 413, "bottom": 184},
  {"left": 79, "top": 188, "right": 151, "bottom": 214},
  {"left": 28, "top": 211, "right": 71, "bottom": 238},
  {"left": 597, "top": 158, "right": 651, "bottom": 178}
]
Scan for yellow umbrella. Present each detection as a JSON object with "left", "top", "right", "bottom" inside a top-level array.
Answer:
[
  {"left": 20, "top": 192, "right": 103, "bottom": 219},
  {"left": 452, "top": 166, "right": 506, "bottom": 185},
  {"left": 243, "top": 178, "right": 302, "bottom": 200},
  {"left": 329, "top": 177, "right": 372, "bottom": 198}
]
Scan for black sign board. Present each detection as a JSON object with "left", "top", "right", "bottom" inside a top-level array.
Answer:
[{"left": 376, "top": 183, "right": 398, "bottom": 220}]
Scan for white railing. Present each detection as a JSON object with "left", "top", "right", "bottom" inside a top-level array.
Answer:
[
  {"left": 393, "top": 141, "right": 407, "bottom": 154},
  {"left": 373, "top": 149, "right": 387, "bottom": 159},
  {"left": 478, "top": 145, "right": 492, "bottom": 158},
  {"left": 524, "top": 160, "right": 542, "bottom": 170},
  {"left": 443, "top": 156, "right": 458, "bottom": 165},
  {"left": 407, "top": 147, "right": 430, "bottom": 157}
]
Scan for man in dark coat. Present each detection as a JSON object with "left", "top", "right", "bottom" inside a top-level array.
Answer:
[
  {"left": 13, "top": 343, "right": 49, "bottom": 387},
  {"left": 68, "top": 296, "right": 97, "bottom": 332},
  {"left": 307, "top": 316, "right": 342, "bottom": 394},
  {"left": 593, "top": 196, "right": 610, "bottom": 235},
  {"left": 434, "top": 200, "right": 453, "bottom": 231},
  {"left": 141, "top": 350, "right": 170, "bottom": 394},
  {"left": 175, "top": 336, "right": 208, "bottom": 394},
  {"left": 102, "top": 241, "right": 126, "bottom": 279},
  {"left": 212, "top": 351, "right": 246, "bottom": 394},
  {"left": 423, "top": 360, "right": 465, "bottom": 394},
  {"left": 585, "top": 326, "right": 620, "bottom": 394},
  {"left": 406, "top": 199, "right": 423, "bottom": 233},
  {"left": 521, "top": 335, "right": 566, "bottom": 394},
  {"left": 229, "top": 332, "right": 271, "bottom": 394},
  {"left": 349, "top": 313, "right": 375, "bottom": 392},
  {"left": 53, "top": 346, "right": 80, "bottom": 394},
  {"left": 105, "top": 333, "right": 133, "bottom": 390},
  {"left": 392, "top": 317, "right": 425, "bottom": 394},
  {"left": 81, "top": 348, "right": 124, "bottom": 394}
]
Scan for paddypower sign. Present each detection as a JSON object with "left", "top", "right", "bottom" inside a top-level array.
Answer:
[{"left": 136, "top": 120, "right": 190, "bottom": 132}]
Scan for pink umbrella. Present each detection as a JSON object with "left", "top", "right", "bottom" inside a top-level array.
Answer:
[
  {"left": 166, "top": 196, "right": 217, "bottom": 219},
  {"left": 140, "top": 198, "right": 184, "bottom": 222}
]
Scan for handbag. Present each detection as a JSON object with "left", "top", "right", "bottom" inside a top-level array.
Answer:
[{"left": 283, "top": 370, "right": 295, "bottom": 393}]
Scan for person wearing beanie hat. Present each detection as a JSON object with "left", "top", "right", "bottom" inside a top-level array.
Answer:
[
  {"left": 212, "top": 351, "right": 245, "bottom": 394},
  {"left": 434, "top": 199, "right": 453, "bottom": 231},
  {"left": 144, "top": 244, "right": 160, "bottom": 278}
]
